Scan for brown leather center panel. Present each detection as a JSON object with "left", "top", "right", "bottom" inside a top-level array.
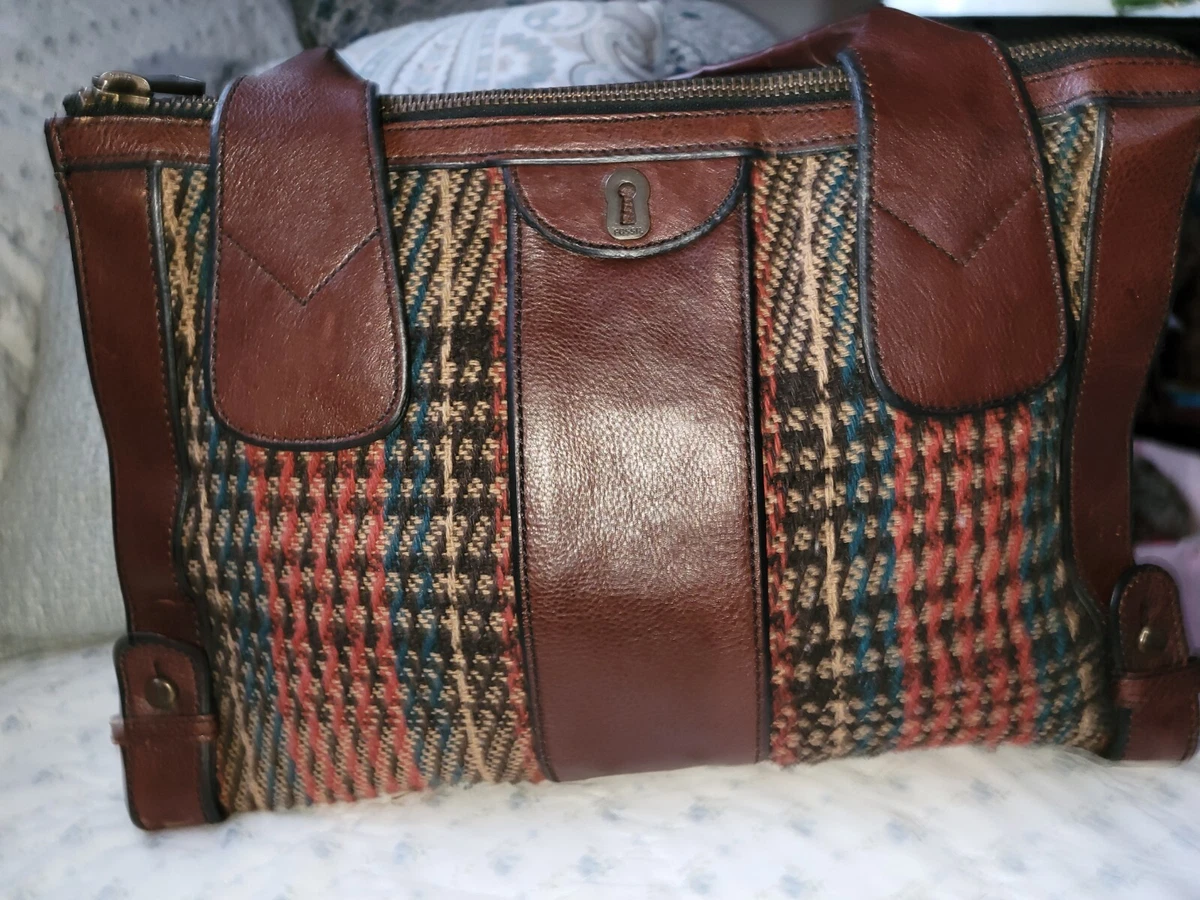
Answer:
[{"left": 510, "top": 186, "right": 764, "bottom": 781}]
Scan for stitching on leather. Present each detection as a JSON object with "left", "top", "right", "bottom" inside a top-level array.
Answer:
[
  {"left": 208, "top": 75, "right": 241, "bottom": 442},
  {"left": 222, "top": 227, "right": 380, "bottom": 305},
  {"left": 1076, "top": 111, "right": 1200, "bottom": 761},
  {"left": 61, "top": 154, "right": 210, "bottom": 168},
  {"left": 211, "top": 75, "right": 402, "bottom": 446},
  {"left": 984, "top": 36, "right": 1069, "bottom": 379},
  {"left": 362, "top": 78, "right": 404, "bottom": 432},
  {"left": 872, "top": 184, "right": 1034, "bottom": 266},
  {"left": 61, "top": 166, "right": 198, "bottom": 643},
  {"left": 507, "top": 160, "right": 746, "bottom": 255},
  {"left": 1069, "top": 111, "right": 1112, "bottom": 606},
  {"left": 48, "top": 61, "right": 1200, "bottom": 170},
  {"left": 115, "top": 647, "right": 206, "bottom": 824},
  {"left": 60, "top": 169, "right": 125, "bottom": 625},
  {"left": 1025, "top": 56, "right": 1200, "bottom": 83},
  {"left": 1075, "top": 113, "right": 1200, "bottom": 607},
  {"left": 856, "top": 50, "right": 887, "bottom": 414},
  {"left": 865, "top": 37, "right": 1070, "bottom": 412}
]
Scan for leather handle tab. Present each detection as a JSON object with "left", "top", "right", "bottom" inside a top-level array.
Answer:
[
  {"left": 1109, "top": 566, "right": 1200, "bottom": 762},
  {"left": 114, "top": 635, "right": 224, "bottom": 829},
  {"left": 207, "top": 49, "right": 407, "bottom": 449},
  {"left": 694, "top": 10, "right": 1068, "bottom": 413}
]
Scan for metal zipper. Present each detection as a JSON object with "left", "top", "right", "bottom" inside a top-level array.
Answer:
[
  {"left": 64, "top": 33, "right": 1195, "bottom": 120},
  {"left": 76, "top": 70, "right": 207, "bottom": 113},
  {"left": 1008, "top": 32, "right": 1192, "bottom": 67},
  {"left": 64, "top": 67, "right": 850, "bottom": 120}
]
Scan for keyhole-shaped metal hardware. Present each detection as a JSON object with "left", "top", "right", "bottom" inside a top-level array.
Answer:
[
  {"left": 604, "top": 168, "right": 651, "bottom": 241},
  {"left": 619, "top": 183, "right": 637, "bottom": 226}
]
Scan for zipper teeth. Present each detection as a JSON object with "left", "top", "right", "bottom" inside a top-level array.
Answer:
[
  {"left": 381, "top": 68, "right": 848, "bottom": 115},
  {"left": 65, "top": 33, "right": 1195, "bottom": 120},
  {"left": 1008, "top": 32, "right": 1194, "bottom": 62}
]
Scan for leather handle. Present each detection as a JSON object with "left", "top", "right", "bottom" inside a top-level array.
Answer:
[
  {"left": 208, "top": 49, "right": 408, "bottom": 450},
  {"left": 708, "top": 10, "right": 1200, "bottom": 762},
  {"left": 695, "top": 9, "right": 1068, "bottom": 414},
  {"left": 685, "top": 7, "right": 895, "bottom": 77}
]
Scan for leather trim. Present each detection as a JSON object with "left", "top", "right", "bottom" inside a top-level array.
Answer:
[
  {"left": 47, "top": 138, "right": 221, "bottom": 827},
  {"left": 384, "top": 105, "right": 857, "bottom": 168},
  {"left": 505, "top": 157, "right": 748, "bottom": 259},
  {"left": 114, "top": 635, "right": 223, "bottom": 829},
  {"left": 1064, "top": 105, "right": 1200, "bottom": 762},
  {"left": 1025, "top": 57, "right": 1200, "bottom": 112},
  {"left": 206, "top": 49, "right": 407, "bottom": 450},
  {"left": 510, "top": 198, "right": 764, "bottom": 780},
  {"left": 1107, "top": 566, "right": 1200, "bottom": 762},
  {"left": 48, "top": 159, "right": 199, "bottom": 644},
  {"left": 45, "top": 105, "right": 858, "bottom": 170},
  {"left": 1067, "top": 104, "right": 1200, "bottom": 614},
  {"left": 1112, "top": 666, "right": 1200, "bottom": 762},
  {"left": 112, "top": 715, "right": 218, "bottom": 744}
]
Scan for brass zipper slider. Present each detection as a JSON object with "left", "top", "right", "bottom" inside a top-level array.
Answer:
[{"left": 77, "top": 71, "right": 206, "bottom": 112}]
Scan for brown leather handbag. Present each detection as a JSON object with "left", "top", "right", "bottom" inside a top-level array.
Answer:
[{"left": 47, "top": 9, "right": 1200, "bottom": 829}]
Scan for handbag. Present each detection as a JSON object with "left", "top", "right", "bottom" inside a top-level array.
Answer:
[{"left": 46, "top": 8, "right": 1200, "bottom": 829}]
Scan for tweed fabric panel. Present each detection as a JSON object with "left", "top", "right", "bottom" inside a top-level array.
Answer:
[
  {"left": 161, "top": 166, "right": 540, "bottom": 811},
  {"left": 754, "top": 145, "right": 1110, "bottom": 764},
  {"left": 1041, "top": 106, "right": 1103, "bottom": 324}
]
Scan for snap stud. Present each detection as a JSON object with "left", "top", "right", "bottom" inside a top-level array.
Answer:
[
  {"left": 145, "top": 676, "right": 178, "bottom": 712},
  {"left": 1137, "top": 625, "right": 1168, "bottom": 657}
]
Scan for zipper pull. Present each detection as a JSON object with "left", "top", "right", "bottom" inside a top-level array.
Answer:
[{"left": 77, "top": 71, "right": 206, "bottom": 111}]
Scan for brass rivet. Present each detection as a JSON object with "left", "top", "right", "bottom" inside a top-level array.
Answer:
[
  {"left": 145, "top": 676, "right": 178, "bottom": 711},
  {"left": 1138, "top": 625, "right": 1167, "bottom": 656}
]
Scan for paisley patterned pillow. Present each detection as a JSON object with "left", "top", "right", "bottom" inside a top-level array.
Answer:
[{"left": 337, "top": 0, "right": 776, "bottom": 93}]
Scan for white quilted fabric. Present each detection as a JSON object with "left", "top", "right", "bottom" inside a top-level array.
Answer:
[{"left": 4, "top": 644, "right": 1200, "bottom": 899}]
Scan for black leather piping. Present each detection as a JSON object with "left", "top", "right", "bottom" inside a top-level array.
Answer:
[
  {"left": 505, "top": 201, "right": 556, "bottom": 783},
  {"left": 1059, "top": 102, "right": 1112, "bottom": 642}
]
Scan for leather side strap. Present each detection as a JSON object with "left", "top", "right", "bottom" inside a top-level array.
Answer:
[
  {"left": 1068, "top": 104, "right": 1200, "bottom": 761},
  {"left": 692, "top": 10, "right": 1067, "bottom": 414},
  {"left": 1109, "top": 567, "right": 1200, "bottom": 761},
  {"left": 51, "top": 165, "right": 199, "bottom": 644},
  {"left": 48, "top": 154, "right": 224, "bottom": 828},
  {"left": 1070, "top": 105, "right": 1200, "bottom": 617},
  {"left": 208, "top": 49, "right": 406, "bottom": 449},
  {"left": 114, "top": 636, "right": 221, "bottom": 829}
]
